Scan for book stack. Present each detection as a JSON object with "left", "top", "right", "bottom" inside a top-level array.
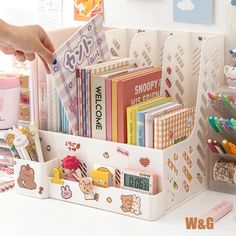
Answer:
[{"left": 127, "top": 97, "right": 195, "bottom": 149}]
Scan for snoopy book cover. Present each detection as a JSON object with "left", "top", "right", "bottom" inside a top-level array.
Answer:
[
  {"left": 117, "top": 67, "right": 162, "bottom": 143},
  {"left": 74, "top": 0, "right": 104, "bottom": 21}
]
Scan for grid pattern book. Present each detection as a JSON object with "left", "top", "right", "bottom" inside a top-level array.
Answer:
[{"left": 154, "top": 108, "right": 195, "bottom": 150}]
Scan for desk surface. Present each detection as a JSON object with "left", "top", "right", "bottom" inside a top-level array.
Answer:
[{"left": 0, "top": 190, "right": 235, "bottom": 236}]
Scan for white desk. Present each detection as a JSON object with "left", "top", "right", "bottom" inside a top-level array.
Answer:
[{"left": 0, "top": 190, "right": 235, "bottom": 236}]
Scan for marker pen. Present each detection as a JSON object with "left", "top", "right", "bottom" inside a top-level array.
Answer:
[
  {"left": 222, "top": 140, "right": 233, "bottom": 154},
  {"left": 13, "top": 134, "right": 31, "bottom": 160},
  {"left": 213, "top": 140, "right": 226, "bottom": 154},
  {"left": 207, "top": 139, "right": 219, "bottom": 153},
  {"left": 208, "top": 116, "right": 219, "bottom": 132},
  {"left": 220, "top": 118, "right": 231, "bottom": 131}
]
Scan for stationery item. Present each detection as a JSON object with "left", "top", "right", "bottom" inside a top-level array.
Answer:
[
  {"left": 213, "top": 140, "right": 226, "bottom": 154},
  {"left": 0, "top": 147, "right": 14, "bottom": 166},
  {"left": 26, "top": 125, "right": 45, "bottom": 163},
  {"left": 201, "top": 201, "right": 233, "bottom": 222},
  {"left": 105, "top": 66, "right": 150, "bottom": 141},
  {"left": 145, "top": 103, "right": 184, "bottom": 148},
  {"left": 49, "top": 15, "right": 110, "bottom": 135},
  {"left": 91, "top": 169, "right": 113, "bottom": 188},
  {"left": 116, "top": 67, "right": 162, "bottom": 143},
  {"left": 0, "top": 76, "right": 20, "bottom": 129},
  {"left": 208, "top": 91, "right": 236, "bottom": 119},
  {"left": 207, "top": 139, "right": 219, "bottom": 153},
  {"left": 208, "top": 116, "right": 219, "bottom": 132},
  {"left": 50, "top": 167, "right": 64, "bottom": 185},
  {"left": 0, "top": 165, "right": 14, "bottom": 192},
  {"left": 19, "top": 126, "right": 43, "bottom": 162},
  {"left": 222, "top": 139, "right": 233, "bottom": 154},
  {"left": 154, "top": 108, "right": 195, "bottom": 150},
  {"left": 213, "top": 159, "right": 236, "bottom": 184},
  {"left": 93, "top": 164, "right": 116, "bottom": 186},
  {"left": 127, "top": 96, "right": 173, "bottom": 145},
  {"left": 0, "top": 181, "right": 14, "bottom": 192},
  {"left": 112, "top": 67, "right": 158, "bottom": 142},
  {"left": 13, "top": 133, "right": 32, "bottom": 161},
  {"left": 228, "top": 142, "right": 236, "bottom": 154},
  {"left": 87, "top": 57, "right": 131, "bottom": 140},
  {"left": 121, "top": 169, "right": 158, "bottom": 195},
  {"left": 46, "top": 74, "right": 61, "bottom": 132}
]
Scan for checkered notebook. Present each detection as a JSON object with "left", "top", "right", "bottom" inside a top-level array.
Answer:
[
  {"left": 154, "top": 108, "right": 195, "bottom": 150},
  {"left": 49, "top": 15, "right": 110, "bottom": 135}
]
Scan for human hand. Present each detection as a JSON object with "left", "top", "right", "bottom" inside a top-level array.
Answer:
[{"left": 0, "top": 21, "right": 55, "bottom": 73}]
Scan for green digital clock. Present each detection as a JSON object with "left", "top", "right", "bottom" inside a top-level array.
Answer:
[{"left": 121, "top": 169, "right": 158, "bottom": 195}]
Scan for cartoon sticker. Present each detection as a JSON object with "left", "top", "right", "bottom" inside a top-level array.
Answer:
[
  {"left": 120, "top": 194, "right": 142, "bottom": 215},
  {"left": 139, "top": 157, "right": 150, "bottom": 167},
  {"left": 79, "top": 177, "right": 99, "bottom": 201},
  {"left": 61, "top": 185, "right": 72, "bottom": 199},
  {"left": 17, "top": 164, "right": 37, "bottom": 190}
]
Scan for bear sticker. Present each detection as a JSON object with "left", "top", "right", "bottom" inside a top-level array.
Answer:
[
  {"left": 17, "top": 164, "right": 37, "bottom": 190},
  {"left": 120, "top": 194, "right": 142, "bottom": 215}
]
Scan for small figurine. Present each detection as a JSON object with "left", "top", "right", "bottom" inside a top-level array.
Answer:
[{"left": 61, "top": 155, "right": 82, "bottom": 182}]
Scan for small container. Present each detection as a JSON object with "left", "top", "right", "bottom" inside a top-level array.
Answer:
[{"left": 0, "top": 76, "right": 20, "bottom": 129}]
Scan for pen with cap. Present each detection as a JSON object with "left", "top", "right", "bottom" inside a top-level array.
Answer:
[
  {"left": 213, "top": 140, "right": 226, "bottom": 153},
  {"left": 13, "top": 133, "right": 32, "bottom": 161},
  {"left": 208, "top": 116, "right": 219, "bottom": 132},
  {"left": 207, "top": 139, "right": 220, "bottom": 153},
  {"left": 222, "top": 139, "right": 233, "bottom": 154}
]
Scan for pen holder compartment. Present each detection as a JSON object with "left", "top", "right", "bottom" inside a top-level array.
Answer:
[
  {"left": 48, "top": 178, "right": 164, "bottom": 221},
  {"left": 14, "top": 158, "right": 59, "bottom": 199}
]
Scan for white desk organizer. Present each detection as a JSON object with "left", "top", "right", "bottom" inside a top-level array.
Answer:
[{"left": 14, "top": 28, "right": 224, "bottom": 221}]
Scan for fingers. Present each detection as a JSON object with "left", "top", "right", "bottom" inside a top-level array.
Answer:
[
  {"left": 0, "top": 46, "right": 16, "bottom": 55},
  {"left": 36, "top": 41, "right": 54, "bottom": 65},
  {"left": 15, "top": 50, "right": 26, "bottom": 62},
  {"left": 39, "top": 55, "right": 51, "bottom": 74},
  {"left": 25, "top": 53, "right": 35, "bottom": 61}
]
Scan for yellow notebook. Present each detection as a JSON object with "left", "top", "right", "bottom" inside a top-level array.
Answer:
[
  {"left": 127, "top": 96, "right": 173, "bottom": 145},
  {"left": 111, "top": 67, "right": 157, "bottom": 142}
]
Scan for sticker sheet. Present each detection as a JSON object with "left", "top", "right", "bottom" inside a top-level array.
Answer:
[{"left": 49, "top": 15, "right": 110, "bottom": 135}]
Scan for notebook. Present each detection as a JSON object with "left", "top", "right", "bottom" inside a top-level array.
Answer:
[
  {"left": 144, "top": 103, "right": 184, "bottom": 148},
  {"left": 154, "top": 108, "right": 195, "bottom": 150},
  {"left": 127, "top": 96, "right": 173, "bottom": 145},
  {"left": 49, "top": 14, "right": 110, "bottom": 135}
]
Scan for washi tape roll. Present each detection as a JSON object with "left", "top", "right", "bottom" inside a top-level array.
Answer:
[{"left": 213, "top": 159, "right": 236, "bottom": 184}]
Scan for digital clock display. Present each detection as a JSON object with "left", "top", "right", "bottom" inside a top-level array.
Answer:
[{"left": 124, "top": 174, "right": 149, "bottom": 191}]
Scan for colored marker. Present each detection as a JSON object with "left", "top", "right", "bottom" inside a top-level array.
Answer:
[
  {"left": 222, "top": 140, "right": 233, "bottom": 154},
  {"left": 214, "top": 117, "right": 224, "bottom": 132},
  {"left": 213, "top": 140, "right": 226, "bottom": 153},
  {"left": 223, "top": 95, "right": 233, "bottom": 112},
  {"left": 207, "top": 139, "right": 219, "bottom": 153},
  {"left": 208, "top": 116, "right": 219, "bottom": 132},
  {"left": 220, "top": 118, "right": 231, "bottom": 131},
  {"left": 226, "top": 119, "right": 234, "bottom": 131},
  {"left": 228, "top": 142, "right": 236, "bottom": 155},
  {"left": 230, "top": 119, "right": 236, "bottom": 131}
]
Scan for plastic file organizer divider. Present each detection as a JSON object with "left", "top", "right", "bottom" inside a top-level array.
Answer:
[{"left": 14, "top": 28, "right": 225, "bottom": 221}]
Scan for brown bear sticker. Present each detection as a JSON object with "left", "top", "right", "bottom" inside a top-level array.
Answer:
[
  {"left": 120, "top": 194, "right": 142, "bottom": 215},
  {"left": 17, "top": 164, "right": 37, "bottom": 190}
]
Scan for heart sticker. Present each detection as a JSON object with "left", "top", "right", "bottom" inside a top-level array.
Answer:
[{"left": 139, "top": 158, "right": 150, "bottom": 167}]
